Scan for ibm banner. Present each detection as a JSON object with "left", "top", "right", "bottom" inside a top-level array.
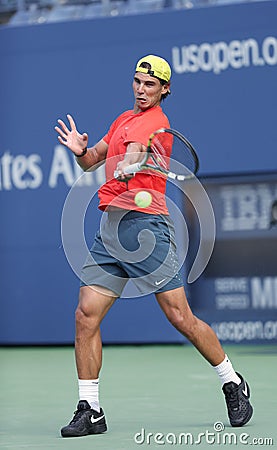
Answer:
[{"left": 190, "top": 173, "right": 277, "bottom": 344}]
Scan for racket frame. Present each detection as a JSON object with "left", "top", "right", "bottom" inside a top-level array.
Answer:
[{"left": 114, "top": 128, "right": 199, "bottom": 181}]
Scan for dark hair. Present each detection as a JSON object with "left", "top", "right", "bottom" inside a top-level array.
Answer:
[{"left": 138, "top": 62, "right": 170, "bottom": 101}]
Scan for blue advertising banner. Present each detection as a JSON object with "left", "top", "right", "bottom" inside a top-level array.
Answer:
[
  {"left": 189, "top": 173, "right": 277, "bottom": 344},
  {"left": 0, "top": 1, "right": 276, "bottom": 343}
]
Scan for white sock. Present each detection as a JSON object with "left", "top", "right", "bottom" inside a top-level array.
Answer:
[
  {"left": 78, "top": 378, "right": 100, "bottom": 412},
  {"left": 213, "top": 355, "right": 241, "bottom": 385}
]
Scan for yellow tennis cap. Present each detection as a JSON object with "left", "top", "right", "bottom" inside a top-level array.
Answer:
[{"left": 135, "top": 55, "right": 171, "bottom": 83}]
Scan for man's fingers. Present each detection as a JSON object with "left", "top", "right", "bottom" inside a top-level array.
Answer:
[
  {"left": 67, "top": 114, "right": 77, "bottom": 131},
  {"left": 116, "top": 172, "right": 134, "bottom": 182},
  {"left": 55, "top": 125, "right": 67, "bottom": 140},
  {"left": 57, "top": 119, "right": 70, "bottom": 134},
  {"left": 57, "top": 135, "right": 67, "bottom": 146}
]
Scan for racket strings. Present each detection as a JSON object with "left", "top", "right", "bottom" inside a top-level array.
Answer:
[
  {"left": 150, "top": 133, "right": 172, "bottom": 170},
  {"left": 170, "top": 135, "right": 198, "bottom": 176}
]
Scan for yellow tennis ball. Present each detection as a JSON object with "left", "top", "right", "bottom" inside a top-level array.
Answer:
[{"left": 134, "top": 191, "right": 152, "bottom": 208}]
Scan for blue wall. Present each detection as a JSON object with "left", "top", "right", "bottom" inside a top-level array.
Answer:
[{"left": 0, "top": 2, "right": 276, "bottom": 344}]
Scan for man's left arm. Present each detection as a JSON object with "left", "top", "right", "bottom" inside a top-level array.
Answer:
[{"left": 115, "top": 142, "right": 146, "bottom": 180}]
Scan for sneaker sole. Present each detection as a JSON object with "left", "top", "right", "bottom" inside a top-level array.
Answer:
[
  {"left": 61, "top": 423, "right": 107, "bottom": 437},
  {"left": 230, "top": 404, "right": 253, "bottom": 427}
]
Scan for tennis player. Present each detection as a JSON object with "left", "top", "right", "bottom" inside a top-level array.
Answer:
[{"left": 55, "top": 55, "right": 253, "bottom": 437}]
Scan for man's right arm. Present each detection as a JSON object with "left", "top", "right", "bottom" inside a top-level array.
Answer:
[{"left": 75, "top": 139, "right": 108, "bottom": 172}]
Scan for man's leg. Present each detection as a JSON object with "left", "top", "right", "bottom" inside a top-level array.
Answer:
[
  {"left": 155, "top": 286, "right": 253, "bottom": 426},
  {"left": 75, "top": 285, "right": 117, "bottom": 379},
  {"left": 61, "top": 285, "right": 117, "bottom": 438},
  {"left": 156, "top": 286, "right": 224, "bottom": 365}
]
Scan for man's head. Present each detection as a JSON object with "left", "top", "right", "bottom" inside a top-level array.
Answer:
[
  {"left": 135, "top": 55, "right": 171, "bottom": 100},
  {"left": 133, "top": 55, "right": 171, "bottom": 113}
]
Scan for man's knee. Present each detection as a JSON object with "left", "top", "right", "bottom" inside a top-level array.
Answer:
[
  {"left": 75, "top": 289, "right": 99, "bottom": 330},
  {"left": 75, "top": 303, "right": 98, "bottom": 330},
  {"left": 75, "top": 304, "right": 89, "bottom": 322},
  {"left": 166, "top": 307, "right": 198, "bottom": 339},
  {"left": 75, "top": 285, "right": 116, "bottom": 330}
]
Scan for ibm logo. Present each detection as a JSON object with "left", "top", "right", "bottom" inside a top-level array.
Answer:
[{"left": 219, "top": 183, "right": 277, "bottom": 231}]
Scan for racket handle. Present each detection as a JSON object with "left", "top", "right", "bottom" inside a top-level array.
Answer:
[{"left": 114, "top": 162, "right": 141, "bottom": 178}]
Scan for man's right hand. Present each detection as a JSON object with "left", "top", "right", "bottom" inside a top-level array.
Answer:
[{"left": 55, "top": 114, "right": 88, "bottom": 156}]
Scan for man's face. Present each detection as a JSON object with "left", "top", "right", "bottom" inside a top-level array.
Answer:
[{"left": 132, "top": 72, "right": 170, "bottom": 113}]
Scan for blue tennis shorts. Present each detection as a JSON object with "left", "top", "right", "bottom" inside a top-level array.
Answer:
[{"left": 80, "top": 210, "right": 184, "bottom": 297}]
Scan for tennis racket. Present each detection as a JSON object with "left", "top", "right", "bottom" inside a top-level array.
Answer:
[{"left": 114, "top": 128, "right": 199, "bottom": 181}]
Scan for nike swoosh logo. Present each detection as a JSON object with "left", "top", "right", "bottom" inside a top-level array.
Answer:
[
  {"left": 91, "top": 415, "right": 104, "bottom": 424},
  {"left": 242, "top": 385, "right": 248, "bottom": 397},
  {"left": 155, "top": 278, "right": 166, "bottom": 286}
]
